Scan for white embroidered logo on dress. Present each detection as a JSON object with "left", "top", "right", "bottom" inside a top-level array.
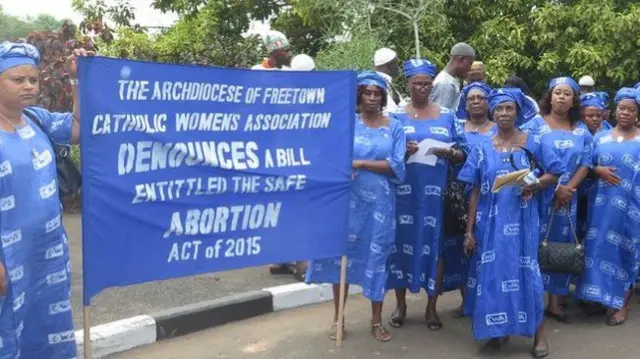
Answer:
[
  {"left": 39, "top": 179, "right": 57, "bottom": 199},
  {"left": 0, "top": 195, "right": 15, "bottom": 211},
  {"left": 0, "top": 161, "right": 12, "bottom": 177}
]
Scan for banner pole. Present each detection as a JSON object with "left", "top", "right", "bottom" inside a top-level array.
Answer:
[
  {"left": 83, "top": 306, "right": 92, "bottom": 359},
  {"left": 335, "top": 255, "right": 347, "bottom": 347}
]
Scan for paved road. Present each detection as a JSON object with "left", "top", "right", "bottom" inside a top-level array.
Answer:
[
  {"left": 109, "top": 291, "right": 640, "bottom": 359},
  {"left": 64, "top": 213, "right": 297, "bottom": 328}
]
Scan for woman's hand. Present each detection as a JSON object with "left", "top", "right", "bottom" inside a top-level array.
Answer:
[
  {"left": 432, "top": 147, "right": 454, "bottom": 158},
  {"left": 351, "top": 160, "right": 364, "bottom": 179},
  {"left": 0, "top": 262, "right": 7, "bottom": 296},
  {"left": 594, "top": 166, "right": 621, "bottom": 186},
  {"left": 463, "top": 232, "right": 476, "bottom": 256},
  {"left": 66, "top": 48, "right": 95, "bottom": 79},
  {"left": 554, "top": 184, "right": 575, "bottom": 207},
  {"left": 406, "top": 141, "right": 419, "bottom": 156},
  {"left": 521, "top": 183, "right": 540, "bottom": 200}
]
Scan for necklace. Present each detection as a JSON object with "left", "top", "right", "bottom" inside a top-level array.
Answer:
[
  {"left": 0, "top": 111, "right": 39, "bottom": 159},
  {"left": 495, "top": 132, "right": 519, "bottom": 153},
  {"left": 466, "top": 119, "right": 490, "bottom": 133}
]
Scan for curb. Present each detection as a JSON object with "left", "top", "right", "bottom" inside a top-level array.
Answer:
[{"left": 75, "top": 283, "right": 363, "bottom": 358}]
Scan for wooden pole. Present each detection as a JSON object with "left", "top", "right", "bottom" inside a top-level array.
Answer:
[
  {"left": 83, "top": 306, "right": 92, "bottom": 359},
  {"left": 336, "top": 255, "right": 348, "bottom": 347}
]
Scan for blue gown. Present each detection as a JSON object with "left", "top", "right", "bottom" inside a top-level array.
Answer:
[
  {"left": 575, "top": 130, "right": 640, "bottom": 309},
  {"left": 386, "top": 108, "right": 465, "bottom": 295},
  {"left": 305, "top": 116, "right": 406, "bottom": 302},
  {"left": 442, "top": 120, "right": 496, "bottom": 293},
  {"left": 458, "top": 135, "right": 565, "bottom": 341},
  {"left": 0, "top": 107, "right": 76, "bottom": 359},
  {"left": 521, "top": 116, "right": 593, "bottom": 295}
]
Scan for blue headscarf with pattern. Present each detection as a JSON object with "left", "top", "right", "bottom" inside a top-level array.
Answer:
[
  {"left": 549, "top": 76, "right": 580, "bottom": 94},
  {"left": 0, "top": 41, "right": 40, "bottom": 74},
  {"left": 403, "top": 58, "right": 437, "bottom": 79},
  {"left": 489, "top": 87, "right": 536, "bottom": 126},
  {"left": 614, "top": 87, "right": 640, "bottom": 105},
  {"left": 456, "top": 81, "right": 491, "bottom": 119},
  {"left": 580, "top": 92, "right": 606, "bottom": 110},
  {"left": 357, "top": 70, "right": 387, "bottom": 93}
]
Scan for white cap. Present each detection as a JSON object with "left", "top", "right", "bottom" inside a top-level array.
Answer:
[
  {"left": 374, "top": 48, "right": 397, "bottom": 66},
  {"left": 290, "top": 54, "right": 316, "bottom": 71},
  {"left": 579, "top": 75, "right": 595, "bottom": 86}
]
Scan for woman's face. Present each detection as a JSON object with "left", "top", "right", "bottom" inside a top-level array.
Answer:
[
  {"left": 0, "top": 65, "right": 39, "bottom": 109},
  {"left": 359, "top": 85, "right": 383, "bottom": 113},
  {"left": 466, "top": 88, "right": 488, "bottom": 118},
  {"left": 407, "top": 74, "right": 433, "bottom": 103},
  {"left": 582, "top": 106, "right": 603, "bottom": 133},
  {"left": 550, "top": 84, "right": 575, "bottom": 114},
  {"left": 615, "top": 99, "right": 639, "bottom": 129},
  {"left": 492, "top": 101, "right": 518, "bottom": 130}
]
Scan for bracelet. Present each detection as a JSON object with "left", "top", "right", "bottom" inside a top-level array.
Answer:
[{"left": 69, "top": 78, "right": 78, "bottom": 85}]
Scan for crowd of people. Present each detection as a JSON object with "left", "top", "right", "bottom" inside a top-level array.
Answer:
[
  {"left": 249, "top": 32, "right": 640, "bottom": 359},
  {"left": 0, "top": 26, "right": 639, "bottom": 358}
]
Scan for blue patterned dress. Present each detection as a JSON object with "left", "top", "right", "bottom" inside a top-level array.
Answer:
[
  {"left": 575, "top": 130, "right": 640, "bottom": 309},
  {"left": 458, "top": 135, "right": 565, "bottom": 340},
  {"left": 442, "top": 120, "right": 496, "bottom": 292},
  {"left": 0, "top": 107, "right": 76, "bottom": 359},
  {"left": 521, "top": 116, "right": 593, "bottom": 295},
  {"left": 386, "top": 108, "right": 465, "bottom": 295},
  {"left": 305, "top": 116, "right": 406, "bottom": 302}
]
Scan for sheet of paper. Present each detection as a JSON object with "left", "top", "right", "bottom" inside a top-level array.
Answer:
[{"left": 406, "top": 138, "right": 455, "bottom": 166}]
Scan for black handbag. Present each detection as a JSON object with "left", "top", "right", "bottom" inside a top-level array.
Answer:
[
  {"left": 538, "top": 204, "right": 585, "bottom": 274},
  {"left": 443, "top": 144, "right": 468, "bottom": 236},
  {"left": 24, "top": 109, "right": 82, "bottom": 198}
]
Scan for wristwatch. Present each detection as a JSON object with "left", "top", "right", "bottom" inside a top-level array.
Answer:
[{"left": 69, "top": 78, "right": 78, "bottom": 86}]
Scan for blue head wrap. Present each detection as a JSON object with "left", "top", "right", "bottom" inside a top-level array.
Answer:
[
  {"left": 594, "top": 91, "right": 609, "bottom": 105},
  {"left": 403, "top": 58, "right": 437, "bottom": 79},
  {"left": 456, "top": 81, "right": 491, "bottom": 119},
  {"left": 0, "top": 41, "right": 40, "bottom": 74},
  {"left": 580, "top": 92, "right": 606, "bottom": 110},
  {"left": 489, "top": 88, "right": 536, "bottom": 126},
  {"left": 549, "top": 77, "right": 580, "bottom": 94},
  {"left": 614, "top": 87, "right": 640, "bottom": 105},
  {"left": 634, "top": 82, "right": 640, "bottom": 90},
  {"left": 357, "top": 70, "right": 388, "bottom": 94}
]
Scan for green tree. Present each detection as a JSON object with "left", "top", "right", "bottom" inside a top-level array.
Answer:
[
  {"left": 0, "top": 6, "right": 65, "bottom": 40},
  {"left": 290, "top": 0, "right": 640, "bottom": 96}
]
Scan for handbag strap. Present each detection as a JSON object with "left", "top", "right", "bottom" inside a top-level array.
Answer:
[{"left": 542, "top": 203, "right": 581, "bottom": 247}]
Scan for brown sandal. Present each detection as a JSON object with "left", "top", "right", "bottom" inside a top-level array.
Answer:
[
  {"left": 371, "top": 323, "right": 392, "bottom": 342},
  {"left": 328, "top": 322, "right": 346, "bottom": 341}
]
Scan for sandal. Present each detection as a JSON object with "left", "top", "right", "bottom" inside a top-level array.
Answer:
[
  {"left": 607, "top": 311, "right": 628, "bottom": 326},
  {"left": 484, "top": 336, "right": 510, "bottom": 350},
  {"left": 269, "top": 263, "right": 294, "bottom": 275},
  {"left": 425, "top": 312, "right": 443, "bottom": 331},
  {"left": 531, "top": 342, "right": 549, "bottom": 358},
  {"left": 451, "top": 306, "right": 465, "bottom": 319},
  {"left": 388, "top": 306, "right": 407, "bottom": 328},
  {"left": 328, "top": 321, "right": 346, "bottom": 341},
  {"left": 544, "top": 308, "right": 572, "bottom": 324},
  {"left": 371, "top": 323, "right": 392, "bottom": 342}
]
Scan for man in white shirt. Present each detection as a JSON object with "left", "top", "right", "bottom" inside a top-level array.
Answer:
[
  {"left": 430, "top": 43, "right": 476, "bottom": 111},
  {"left": 578, "top": 75, "right": 595, "bottom": 95},
  {"left": 373, "top": 47, "right": 405, "bottom": 113}
]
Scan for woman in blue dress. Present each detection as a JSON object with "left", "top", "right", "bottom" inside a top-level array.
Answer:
[
  {"left": 306, "top": 71, "right": 406, "bottom": 342},
  {"left": 581, "top": 92, "right": 612, "bottom": 135},
  {"left": 521, "top": 77, "right": 593, "bottom": 324},
  {"left": 386, "top": 59, "right": 466, "bottom": 331},
  {"left": 446, "top": 81, "right": 496, "bottom": 318},
  {"left": 575, "top": 87, "right": 640, "bottom": 326},
  {"left": 0, "top": 42, "right": 91, "bottom": 358},
  {"left": 459, "top": 88, "right": 565, "bottom": 358}
]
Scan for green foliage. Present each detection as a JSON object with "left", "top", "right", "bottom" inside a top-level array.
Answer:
[
  {"left": 0, "top": 6, "right": 65, "bottom": 40},
  {"left": 315, "top": 33, "right": 384, "bottom": 70},
  {"left": 291, "top": 0, "right": 640, "bottom": 96}
]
